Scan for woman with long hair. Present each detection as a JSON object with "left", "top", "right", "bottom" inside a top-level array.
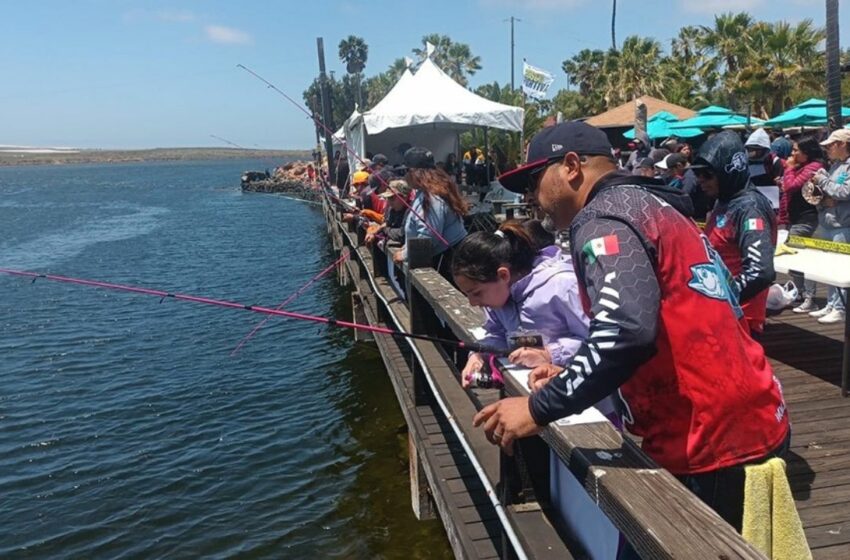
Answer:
[
  {"left": 780, "top": 136, "right": 825, "bottom": 313},
  {"left": 393, "top": 147, "right": 468, "bottom": 278}
]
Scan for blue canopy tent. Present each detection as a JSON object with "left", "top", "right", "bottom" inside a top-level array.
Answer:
[
  {"left": 669, "top": 105, "right": 755, "bottom": 131},
  {"left": 762, "top": 98, "right": 850, "bottom": 128},
  {"left": 623, "top": 111, "right": 703, "bottom": 140}
]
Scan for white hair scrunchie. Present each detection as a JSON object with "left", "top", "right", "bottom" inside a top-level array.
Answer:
[{"left": 494, "top": 230, "right": 506, "bottom": 238}]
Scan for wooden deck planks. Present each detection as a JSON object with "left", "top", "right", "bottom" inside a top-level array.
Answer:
[{"left": 764, "top": 300, "right": 850, "bottom": 559}]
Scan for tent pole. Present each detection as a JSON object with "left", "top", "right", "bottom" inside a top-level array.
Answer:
[{"left": 484, "top": 127, "right": 491, "bottom": 186}]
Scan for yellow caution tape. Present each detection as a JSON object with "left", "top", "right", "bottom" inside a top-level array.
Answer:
[
  {"left": 774, "top": 243, "right": 798, "bottom": 256},
  {"left": 786, "top": 235, "right": 850, "bottom": 255},
  {"left": 694, "top": 221, "right": 850, "bottom": 255}
]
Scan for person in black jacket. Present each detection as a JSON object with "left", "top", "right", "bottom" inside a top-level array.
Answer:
[{"left": 693, "top": 131, "right": 776, "bottom": 336}]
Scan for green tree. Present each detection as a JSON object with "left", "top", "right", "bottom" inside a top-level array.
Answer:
[
  {"left": 734, "top": 20, "right": 825, "bottom": 117},
  {"left": 413, "top": 34, "right": 481, "bottom": 86},
  {"left": 338, "top": 35, "right": 368, "bottom": 108}
]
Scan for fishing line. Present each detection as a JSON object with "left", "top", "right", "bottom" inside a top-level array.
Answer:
[
  {"left": 236, "top": 64, "right": 451, "bottom": 248},
  {"left": 0, "top": 268, "right": 499, "bottom": 355},
  {"left": 230, "top": 251, "right": 351, "bottom": 356}
]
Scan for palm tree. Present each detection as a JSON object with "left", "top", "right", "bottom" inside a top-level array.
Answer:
[
  {"left": 734, "top": 19, "right": 825, "bottom": 117},
  {"left": 699, "top": 12, "right": 753, "bottom": 106},
  {"left": 611, "top": 0, "right": 617, "bottom": 50},
  {"left": 338, "top": 35, "right": 368, "bottom": 109},
  {"left": 413, "top": 34, "right": 481, "bottom": 86}
]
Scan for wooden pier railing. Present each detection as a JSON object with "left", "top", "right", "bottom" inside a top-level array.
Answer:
[{"left": 321, "top": 191, "right": 766, "bottom": 560}]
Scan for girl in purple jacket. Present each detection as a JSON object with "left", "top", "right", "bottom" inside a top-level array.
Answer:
[{"left": 451, "top": 220, "right": 589, "bottom": 388}]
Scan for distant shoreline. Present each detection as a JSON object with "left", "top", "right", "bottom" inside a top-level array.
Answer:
[{"left": 0, "top": 147, "right": 312, "bottom": 167}]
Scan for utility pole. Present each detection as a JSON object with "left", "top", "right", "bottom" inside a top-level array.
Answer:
[
  {"left": 505, "top": 16, "right": 521, "bottom": 90},
  {"left": 316, "top": 37, "right": 336, "bottom": 185},
  {"left": 825, "top": 0, "right": 841, "bottom": 130}
]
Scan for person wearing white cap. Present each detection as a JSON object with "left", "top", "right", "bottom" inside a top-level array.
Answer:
[
  {"left": 806, "top": 129, "right": 850, "bottom": 324},
  {"left": 745, "top": 129, "right": 776, "bottom": 187}
]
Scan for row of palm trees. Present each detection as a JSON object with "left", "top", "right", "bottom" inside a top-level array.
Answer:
[
  {"left": 563, "top": 13, "right": 826, "bottom": 119},
  {"left": 310, "top": 13, "right": 847, "bottom": 146}
]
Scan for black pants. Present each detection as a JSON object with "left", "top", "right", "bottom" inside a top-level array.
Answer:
[{"left": 618, "top": 429, "right": 791, "bottom": 559}]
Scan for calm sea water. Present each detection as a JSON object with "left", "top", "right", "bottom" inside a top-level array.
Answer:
[{"left": 0, "top": 160, "right": 451, "bottom": 559}]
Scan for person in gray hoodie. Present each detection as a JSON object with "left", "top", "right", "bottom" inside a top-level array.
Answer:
[{"left": 806, "top": 129, "right": 850, "bottom": 324}]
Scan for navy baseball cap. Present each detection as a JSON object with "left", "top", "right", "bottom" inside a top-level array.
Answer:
[
  {"left": 499, "top": 121, "right": 613, "bottom": 193},
  {"left": 400, "top": 147, "right": 436, "bottom": 171}
]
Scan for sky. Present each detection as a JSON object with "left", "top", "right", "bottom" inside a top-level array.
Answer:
[{"left": 1, "top": 0, "right": 845, "bottom": 150}]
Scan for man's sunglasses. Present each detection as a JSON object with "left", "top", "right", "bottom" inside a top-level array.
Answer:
[{"left": 692, "top": 167, "right": 715, "bottom": 179}]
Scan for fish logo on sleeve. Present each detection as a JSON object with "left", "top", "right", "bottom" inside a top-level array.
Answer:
[{"left": 582, "top": 234, "right": 619, "bottom": 264}]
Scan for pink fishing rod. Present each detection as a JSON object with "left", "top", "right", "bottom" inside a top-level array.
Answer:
[
  {"left": 0, "top": 268, "right": 499, "bottom": 354},
  {"left": 229, "top": 250, "right": 350, "bottom": 356},
  {"left": 236, "top": 64, "right": 451, "bottom": 249}
]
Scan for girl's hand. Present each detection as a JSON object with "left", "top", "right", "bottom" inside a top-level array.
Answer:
[
  {"left": 392, "top": 249, "right": 405, "bottom": 264},
  {"left": 508, "top": 347, "right": 551, "bottom": 368},
  {"left": 461, "top": 352, "right": 485, "bottom": 388}
]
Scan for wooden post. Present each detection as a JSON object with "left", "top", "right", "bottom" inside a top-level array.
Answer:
[
  {"left": 372, "top": 240, "right": 388, "bottom": 278},
  {"left": 634, "top": 99, "right": 648, "bottom": 145},
  {"left": 351, "top": 292, "right": 373, "bottom": 341},
  {"left": 409, "top": 432, "right": 436, "bottom": 520},
  {"left": 406, "top": 237, "right": 435, "bottom": 406},
  {"left": 316, "top": 38, "right": 336, "bottom": 186},
  {"left": 506, "top": 207, "right": 515, "bottom": 220}
]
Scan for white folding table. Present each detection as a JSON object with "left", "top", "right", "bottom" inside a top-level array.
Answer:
[{"left": 774, "top": 247, "right": 850, "bottom": 396}]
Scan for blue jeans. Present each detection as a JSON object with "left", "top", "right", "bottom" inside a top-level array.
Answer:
[{"left": 816, "top": 226, "right": 850, "bottom": 311}]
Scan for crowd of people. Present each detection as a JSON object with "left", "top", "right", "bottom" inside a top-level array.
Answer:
[{"left": 325, "top": 120, "right": 850, "bottom": 552}]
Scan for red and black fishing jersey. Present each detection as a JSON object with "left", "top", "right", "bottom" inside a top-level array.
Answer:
[
  {"left": 528, "top": 173, "right": 789, "bottom": 475},
  {"left": 704, "top": 187, "right": 777, "bottom": 334}
]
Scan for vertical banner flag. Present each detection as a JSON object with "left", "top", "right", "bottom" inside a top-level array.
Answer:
[{"left": 522, "top": 61, "right": 555, "bottom": 100}]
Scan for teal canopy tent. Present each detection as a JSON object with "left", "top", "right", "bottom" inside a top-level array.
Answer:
[
  {"left": 669, "top": 105, "right": 754, "bottom": 130},
  {"left": 623, "top": 111, "right": 703, "bottom": 140},
  {"left": 762, "top": 98, "right": 850, "bottom": 128}
]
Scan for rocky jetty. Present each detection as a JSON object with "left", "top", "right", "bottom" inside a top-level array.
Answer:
[{"left": 241, "top": 161, "right": 321, "bottom": 201}]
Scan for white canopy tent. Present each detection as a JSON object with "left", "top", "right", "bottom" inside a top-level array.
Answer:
[{"left": 340, "top": 58, "right": 523, "bottom": 170}]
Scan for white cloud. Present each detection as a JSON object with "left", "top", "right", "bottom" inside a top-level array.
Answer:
[
  {"left": 681, "top": 0, "right": 765, "bottom": 14},
  {"left": 156, "top": 10, "right": 196, "bottom": 23},
  {"left": 204, "top": 25, "right": 253, "bottom": 45}
]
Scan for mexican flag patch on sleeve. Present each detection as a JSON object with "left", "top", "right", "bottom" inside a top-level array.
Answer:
[
  {"left": 582, "top": 235, "right": 619, "bottom": 264},
  {"left": 744, "top": 218, "right": 764, "bottom": 231}
]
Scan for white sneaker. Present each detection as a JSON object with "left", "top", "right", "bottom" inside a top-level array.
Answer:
[
  {"left": 818, "top": 309, "right": 846, "bottom": 324},
  {"left": 793, "top": 297, "right": 818, "bottom": 313},
  {"left": 810, "top": 305, "right": 833, "bottom": 318}
]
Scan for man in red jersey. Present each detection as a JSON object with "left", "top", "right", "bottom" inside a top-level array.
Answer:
[
  {"left": 473, "top": 121, "right": 789, "bottom": 533},
  {"left": 692, "top": 131, "right": 777, "bottom": 337}
]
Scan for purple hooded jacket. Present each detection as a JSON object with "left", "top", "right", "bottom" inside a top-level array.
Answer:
[{"left": 479, "top": 246, "right": 589, "bottom": 365}]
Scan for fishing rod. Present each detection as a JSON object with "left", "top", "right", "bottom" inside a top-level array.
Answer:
[
  {"left": 230, "top": 251, "right": 350, "bottom": 356},
  {"left": 236, "top": 64, "right": 451, "bottom": 249},
  {"left": 210, "top": 134, "right": 246, "bottom": 149},
  {"left": 0, "top": 268, "right": 501, "bottom": 355}
]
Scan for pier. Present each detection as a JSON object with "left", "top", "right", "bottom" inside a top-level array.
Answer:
[{"left": 319, "top": 191, "right": 832, "bottom": 559}]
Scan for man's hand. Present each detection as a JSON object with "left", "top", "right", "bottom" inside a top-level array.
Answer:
[
  {"left": 527, "top": 363, "right": 564, "bottom": 392},
  {"left": 472, "top": 397, "right": 541, "bottom": 454},
  {"left": 392, "top": 249, "right": 405, "bottom": 264},
  {"left": 508, "top": 347, "right": 551, "bottom": 368}
]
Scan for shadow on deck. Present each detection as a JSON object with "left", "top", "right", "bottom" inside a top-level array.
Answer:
[{"left": 764, "top": 299, "right": 850, "bottom": 559}]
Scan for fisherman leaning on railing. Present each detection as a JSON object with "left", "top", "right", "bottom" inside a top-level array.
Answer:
[{"left": 470, "top": 122, "right": 794, "bottom": 553}]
